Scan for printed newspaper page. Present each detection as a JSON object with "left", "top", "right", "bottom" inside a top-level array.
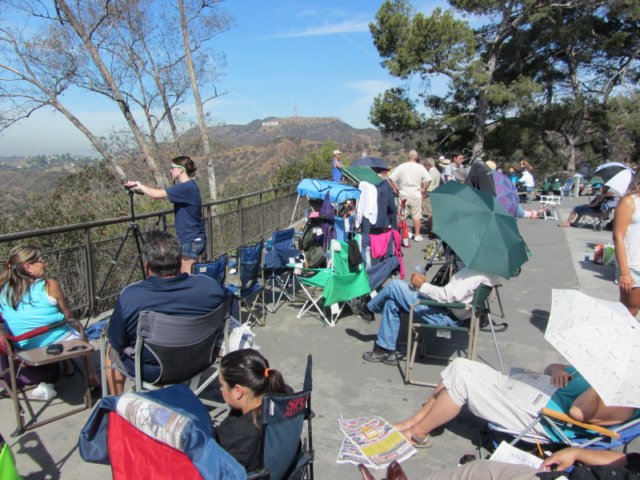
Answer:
[
  {"left": 490, "top": 441, "right": 543, "bottom": 469},
  {"left": 499, "top": 369, "right": 559, "bottom": 416},
  {"left": 337, "top": 416, "right": 416, "bottom": 469}
]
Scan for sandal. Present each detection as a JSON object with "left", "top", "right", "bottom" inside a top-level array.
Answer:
[{"left": 411, "top": 434, "right": 433, "bottom": 448}]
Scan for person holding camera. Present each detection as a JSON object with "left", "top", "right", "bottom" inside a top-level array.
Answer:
[{"left": 126, "top": 155, "right": 205, "bottom": 274}]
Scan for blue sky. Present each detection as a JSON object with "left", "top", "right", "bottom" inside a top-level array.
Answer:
[{"left": 0, "top": 0, "right": 451, "bottom": 156}]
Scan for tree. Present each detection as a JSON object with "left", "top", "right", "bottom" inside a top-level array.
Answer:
[
  {"left": 0, "top": 1, "right": 231, "bottom": 191},
  {"left": 271, "top": 141, "right": 339, "bottom": 186},
  {"left": 178, "top": 0, "right": 229, "bottom": 201}
]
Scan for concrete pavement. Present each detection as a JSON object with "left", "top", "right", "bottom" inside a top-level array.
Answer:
[{"left": 1, "top": 195, "right": 636, "bottom": 479}]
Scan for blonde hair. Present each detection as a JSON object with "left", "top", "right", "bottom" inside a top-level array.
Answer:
[{"left": 0, "top": 245, "right": 42, "bottom": 309}]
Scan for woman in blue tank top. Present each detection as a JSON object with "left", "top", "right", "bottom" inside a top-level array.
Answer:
[{"left": 1, "top": 245, "right": 98, "bottom": 385}]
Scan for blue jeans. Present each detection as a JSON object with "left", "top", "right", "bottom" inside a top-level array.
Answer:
[
  {"left": 367, "top": 280, "right": 457, "bottom": 351},
  {"left": 181, "top": 238, "right": 205, "bottom": 259}
]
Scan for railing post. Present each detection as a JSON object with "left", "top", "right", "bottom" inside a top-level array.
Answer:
[
  {"left": 259, "top": 192, "right": 265, "bottom": 240},
  {"left": 84, "top": 228, "right": 96, "bottom": 317},
  {"left": 238, "top": 198, "right": 244, "bottom": 245},
  {"left": 204, "top": 204, "right": 213, "bottom": 260},
  {"left": 276, "top": 187, "right": 281, "bottom": 229}
]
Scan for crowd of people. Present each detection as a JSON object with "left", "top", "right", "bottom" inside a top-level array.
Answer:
[{"left": 1, "top": 150, "right": 639, "bottom": 479}]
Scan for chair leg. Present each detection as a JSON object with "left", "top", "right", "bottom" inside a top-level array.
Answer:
[{"left": 485, "top": 311, "right": 505, "bottom": 374}]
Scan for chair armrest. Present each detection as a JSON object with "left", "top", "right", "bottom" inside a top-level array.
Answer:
[
  {"left": 3, "top": 319, "right": 70, "bottom": 342},
  {"left": 540, "top": 407, "right": 620, "bottom": 439},
  {"left": 416, "top": 299, "right": 466, "bottom": 309}
]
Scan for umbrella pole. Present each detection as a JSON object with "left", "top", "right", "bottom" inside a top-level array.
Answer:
[{"left": 424, "top": 239, "right": 444, "bottom": 272}]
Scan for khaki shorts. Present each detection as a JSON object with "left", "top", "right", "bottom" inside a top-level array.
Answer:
[
  {"left": 422, "top": 196, "right": 433, "bottom": 218},
  {"left": 400, "top": 196, "right": 422, "bottom": 219}
]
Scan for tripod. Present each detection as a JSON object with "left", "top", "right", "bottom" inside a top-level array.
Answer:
[{"left": 86, "top": 190, "right": 146, "bottom": 324}]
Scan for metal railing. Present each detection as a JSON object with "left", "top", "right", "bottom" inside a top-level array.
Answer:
[{"left": 0, "top": 182, "right": 302, "bottom": 319}]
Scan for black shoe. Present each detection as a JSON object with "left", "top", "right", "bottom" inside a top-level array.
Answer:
[
  {"left": 362, "top": 349, "right": 398, "bottom": 366},
  {"left": 350, "top": 298, "right": 375, "bottom": 322},
  {"left": 359, "top": 302, "right": 375, "bottom": 322}
]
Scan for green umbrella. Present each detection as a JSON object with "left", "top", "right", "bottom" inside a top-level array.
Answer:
[{"left": 430, "top": 181, "right": 530, "bottom": 278}]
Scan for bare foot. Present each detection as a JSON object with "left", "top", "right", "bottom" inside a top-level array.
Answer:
[
  {"left": 558, "top": 222, "right": 572, "bottom": 227},
  {"left": 393, "top": 419, "right": 416, "bottom": 432}
]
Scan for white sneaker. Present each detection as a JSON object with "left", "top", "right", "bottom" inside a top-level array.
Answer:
[
  {"left": 31, "top": 382, "right": 57, "bottom": 400},
  {"left": 413, "top": 235, "right": 424, "bottom": 242}
]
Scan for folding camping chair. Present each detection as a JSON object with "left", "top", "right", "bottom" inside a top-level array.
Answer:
[
  {"left": 0, "top": 316, "right": 94, "bottom": 435},
  {"left": 79, "top": 384, "right": 246, "bottom": 480},
  {"left": 227, "top": 241, "right": 266, "bottom": 326},
  {"left": 193, "top": 253, "right": 228, "bottom": 285},
  {"left": 484, "top": 409, "right": 640, "bottom": 456},
  {"left": 263, "top": 228, "right": 300, "bottom": 313},
  {"left": 296, "top": 239, "right": 371, "bottom": 327},
  {"left": 538, "top": 195, "right": 561, "bottom": 222},
  {"left": 404, "top": 284, "right": 504, "bottom": 387},
  {"left": 99, "top": 297, "right": 232, "bottom": 409},
  {"left": 579, "top": 198, "right": 618, "bottom": 231},
  {"left": 247, "top": 354, "right": 314, "bottom": 480}
]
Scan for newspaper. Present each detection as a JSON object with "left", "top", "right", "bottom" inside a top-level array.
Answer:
[
  {"left": 337, "top": 416, "right": 416, "bottom": 469},
  {"left": 490, "top": 441, "right": 543, "bottom": 469},
  {"left": 499, "top": 369, "right": 559, "bottom": 416}
]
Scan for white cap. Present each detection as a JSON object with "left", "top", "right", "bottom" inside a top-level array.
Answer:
[{"left": 333, "top": 150, "right": 341, "bottom": 155}]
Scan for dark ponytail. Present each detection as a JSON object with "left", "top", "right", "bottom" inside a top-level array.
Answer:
[
  {"left": 220, "top": 349, "right": 286, "bottom": 397},
  {"left": 172, "top": 155, "right": 197, "bottom": 177}
]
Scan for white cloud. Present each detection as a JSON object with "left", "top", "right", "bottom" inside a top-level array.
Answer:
[{"left": 267, "top": 20, "right": 369, "bottom": 39}]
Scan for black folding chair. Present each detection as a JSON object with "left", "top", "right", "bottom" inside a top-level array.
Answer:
[
  {"left": 131, "top": 297, "right": 232, "bottom": 410},
  {"left": 227, "top": 241, "right": 266, "bottom": 326},
  {"left": 248, "top": 354, "right": 314, "bottom": 480}
]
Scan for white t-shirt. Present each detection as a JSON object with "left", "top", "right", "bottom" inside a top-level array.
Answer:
[
  {"left": 389, "top": 161, "right": 431, "bottom": 198},
  {"left": 427, "top": 167, "right": 441, "bottom": 192},
  {"left": 518, "top": 171, "right": 535, "bottom": 188}
]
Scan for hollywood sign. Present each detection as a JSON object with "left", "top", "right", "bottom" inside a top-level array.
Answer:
[{"left": 262, "top": 121, "right": 279, "bottom": 127}]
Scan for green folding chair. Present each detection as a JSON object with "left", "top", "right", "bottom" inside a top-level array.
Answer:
[
  {"left": 404, "top": 284, "right": 504, "bottom": 387},
  {"left": 296, "top": 239, "right": 371, "bottom": 327}
]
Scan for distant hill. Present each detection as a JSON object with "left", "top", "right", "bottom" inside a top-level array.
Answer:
[
  {"left": 208, "top": 116, "right": 380, "bottom": 148},
  {"left": 187, "top": 116, "right": 387, "bottom": 194},
  {"left": 0, "top": 116, "right": 392, "bottom": 212}
]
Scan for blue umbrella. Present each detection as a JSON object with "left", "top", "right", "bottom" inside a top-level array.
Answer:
[{"left": 351, "top": 156, "right": 389, "bottom": 171}]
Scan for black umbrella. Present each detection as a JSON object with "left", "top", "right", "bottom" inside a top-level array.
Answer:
[
  {"left": 351, "top": 156, "right": 389, "bottom": 172},
  {"left": 464, "top": 159, "right": 495, "bottom": 196}
]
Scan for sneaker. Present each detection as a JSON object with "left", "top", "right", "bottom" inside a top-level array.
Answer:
[
  {"left": 413, "top": 235, "right": 424, "bottom": 242},
  {"left": 362, "top": 349, "right": 398, "bottom": 366},
  {"left": 31, "top": 382, "right": 57, "bottom": 400}
]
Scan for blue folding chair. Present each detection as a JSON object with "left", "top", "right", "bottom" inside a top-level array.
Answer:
[
  {"left": 193, "top": 254, "right": 228, "bottom": 285},
  {"left": 248, "top": 354, "right": 314, "bottom": 480},
  {"left": 227, "top": 241, "right": 266, "bottom": 326},
  {"left": 263, "top": 228, "right": 299, "bottom": 313},
  {"left": 486, "top": 409, "right": 640, "bottom": 453}
]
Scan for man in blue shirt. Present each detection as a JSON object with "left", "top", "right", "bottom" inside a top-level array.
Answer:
[
  {"left": 332, "top": 149, "right": 343, "bottom": 182},
  {"left": 105, "top": 231, "right": 225, "bottom": 394}
]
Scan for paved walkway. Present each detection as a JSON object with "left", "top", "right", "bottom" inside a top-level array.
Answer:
[{"left": 1, "top": 195, "right": 637, "bottom": 479}]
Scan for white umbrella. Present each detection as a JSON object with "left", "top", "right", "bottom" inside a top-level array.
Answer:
[
  {"left": 594, "top": 162, "right": 635, "bottom": 196},
  {"left": 545, "top": 289, "right": 640, "bottom": 408}
]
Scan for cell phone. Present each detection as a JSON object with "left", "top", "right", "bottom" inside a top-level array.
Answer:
[{"left": 45, "top": 344, "right": 64, "bottom": 355}]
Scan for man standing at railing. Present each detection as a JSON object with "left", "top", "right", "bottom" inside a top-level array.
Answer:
[{"left": 126, "top": 155, "right": 205, "bottom": 274}]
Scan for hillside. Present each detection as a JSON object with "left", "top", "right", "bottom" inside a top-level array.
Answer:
[
  {"left": 207, "top": 116, "right": 380, "bottom": 148},
  {"left": 0, "top": 116, "right": 388, "bottom": 213},
  {"left": 185, "top": 116, "right": 385, "bottom": 193}
]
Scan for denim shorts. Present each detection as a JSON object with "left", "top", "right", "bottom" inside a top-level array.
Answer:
[
  {"left": 181, "top": 238, "right": 205, "bottom": 259},
  {"left": 615, "top": 265, "right": 640, "bottom": 288}
]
